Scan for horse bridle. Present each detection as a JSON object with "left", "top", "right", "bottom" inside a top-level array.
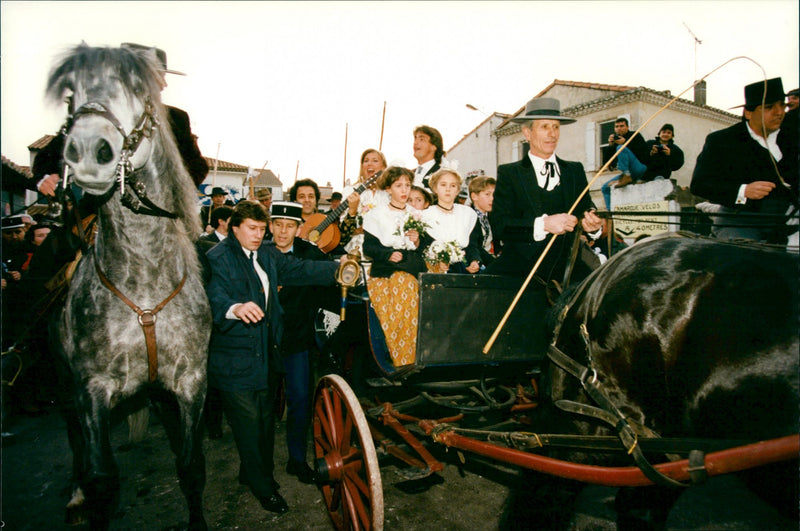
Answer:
[
  {"left": 65, "top": 98, "right": 186, "bottom": 382},
  {"left": 63, "top": 98, "right": 178, "bottom": 219}
]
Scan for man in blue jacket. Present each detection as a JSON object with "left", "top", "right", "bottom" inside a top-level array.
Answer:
[{"left": 205, "top": 201, "right": 339, "bottom": 515}]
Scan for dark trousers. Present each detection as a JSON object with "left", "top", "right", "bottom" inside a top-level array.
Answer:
[
  {"left": 283, "top": 349, "right": 310, "bottom": 464},
  {"left": 220, "top": 387, "right": 277, "bottom": 498}
]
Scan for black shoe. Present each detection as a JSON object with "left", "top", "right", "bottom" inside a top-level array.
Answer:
[
  {"left": 286, "top": 460, "right": 316, "bottom": 484},
  {"left": 259, "top": 493, "right": 289, "bottom": 515}
]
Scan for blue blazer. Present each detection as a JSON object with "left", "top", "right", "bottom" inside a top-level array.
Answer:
[{"left": 205, "top": 236, "right": 338, "bottom": 391}]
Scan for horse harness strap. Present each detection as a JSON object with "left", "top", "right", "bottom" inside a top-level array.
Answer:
[
  {"left": 547, "top": 343, "right": 690, "bottom": 488},
  {"left": 93, "top": 260, "right": 187, "bottom": 382}
]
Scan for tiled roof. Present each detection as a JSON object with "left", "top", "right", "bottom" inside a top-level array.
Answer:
[
  {"left": 28, "top": 134, "right": 56, "bottom": 150},
  {"left": 535, "top": 79, "right": 636, "bottom": 97},
  {"left": 251, "top": 169, "right": 283, "bottom": 187},
  {"left": 205, "top": 157, "right": 249, "bottom": 172},
  {"left": 1, "top": 155, "right": 33, "bottom": 178}
]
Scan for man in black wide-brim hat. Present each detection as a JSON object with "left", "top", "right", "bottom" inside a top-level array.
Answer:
[
  {"left": 691, "top": 77, "right": 798, "bottom": 243},
  {"left": 486, "top": 97, "right": 603, "bottom": 280}
]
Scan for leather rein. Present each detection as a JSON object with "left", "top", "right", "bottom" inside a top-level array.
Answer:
[{"left": 65, "top": 98, "right": 185, "bottom": 382}]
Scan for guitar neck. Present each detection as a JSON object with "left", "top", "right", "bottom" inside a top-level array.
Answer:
[{"left": 313, "top": 180, "right": 372, "bottom": 232}]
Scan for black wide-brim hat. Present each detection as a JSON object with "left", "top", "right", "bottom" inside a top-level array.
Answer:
[
  {"left": 270, "top": 201, "right": 303, "bottom": 223},
  {"left": 121, "top": 42, "right": 186, "bottom": 76},
  {"left": 733, "top": 77, "right": 785, "bottom": 109},
  {"left": 510, "top": 97, "right": 576, "bottom": 124},
  {"left": 207, "top": 186, "right": 227, "bottom": 197}
]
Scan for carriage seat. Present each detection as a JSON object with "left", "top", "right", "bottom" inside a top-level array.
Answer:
[{"left": 367, "top": 273, "right": 550, "bottom": 381}]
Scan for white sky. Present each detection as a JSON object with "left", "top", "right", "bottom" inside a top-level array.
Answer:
[{"left": 2, "top": 1, "right": 798, "bottom": 190}]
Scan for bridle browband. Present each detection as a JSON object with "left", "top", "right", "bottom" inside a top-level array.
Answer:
[{"left": 63, "top": 98, "right": 178, "bottom": 219}]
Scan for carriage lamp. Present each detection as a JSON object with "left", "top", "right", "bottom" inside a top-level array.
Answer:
[{"left": 335, "top": 250, "right": 362, "bottom": 321}]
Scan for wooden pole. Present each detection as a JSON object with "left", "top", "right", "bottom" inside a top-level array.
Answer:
[
  {"left": 379, "top": 101, "right": 386, "bottom": 151},
  {"left": 343, "top": 123, "right": 348, "bottom": 188},
  {"left": 208, "top": 143, "right": 220, "bottom": 225},
  {"left": 248, "top": 160, "right": 268, "bottom": 200},
  {"left": 294, "top": 160, "right": 300, "bottom": 183}
]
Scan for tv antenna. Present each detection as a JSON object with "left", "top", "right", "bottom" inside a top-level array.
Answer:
[{"left": 683, "top": 22, "right": 703, "bottom": 80}]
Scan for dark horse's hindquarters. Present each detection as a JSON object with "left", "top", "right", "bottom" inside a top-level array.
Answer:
[
  {"left": 47, "top": 44, "right": 211, "bottom": 530},
  {"left": 546, "top": 233, "right": 799, "bottom": 527}
]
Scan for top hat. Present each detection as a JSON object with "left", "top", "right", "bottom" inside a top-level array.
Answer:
[
  {"left": 270, "top": 201, "right": 303, "bottom": 223},
  {"left": 737, "top": 77, "right": 785, "bottom": 109},
  {"left": 121, "top": 42, "right": 186, "bottom": 76},
  {"left": 255, "top": 188, "right": 272, "bottom": 200},
  {"left": 2, "top": 215, "right": 26, "bottom": 230},
  {"left": 510, "top": 97, "right": 576, "bottom": 124},
  {"left": 207, "top": 187, "right": 227, "bottom": 197}
]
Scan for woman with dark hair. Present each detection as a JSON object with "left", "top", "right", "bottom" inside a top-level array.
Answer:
[{"left": 339, "top": 148, "right": 389, "bottom": 251}]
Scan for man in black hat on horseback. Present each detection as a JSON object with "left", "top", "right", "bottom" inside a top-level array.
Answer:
[{"left": 691, "top": 77, "right": 798, "bottom": 243}]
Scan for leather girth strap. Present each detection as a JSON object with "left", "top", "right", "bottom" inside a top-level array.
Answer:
[{"left": 94, "top": 260, "right": 187, "bottom": 382}]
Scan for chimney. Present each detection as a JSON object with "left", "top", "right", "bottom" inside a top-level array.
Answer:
[{"left": 694, "top": 80, "right": 707, "bottom": 106}]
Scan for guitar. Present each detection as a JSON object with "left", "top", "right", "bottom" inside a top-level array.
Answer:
[{"left": 299, "top": 172, "right": 382, "bottom": 253}]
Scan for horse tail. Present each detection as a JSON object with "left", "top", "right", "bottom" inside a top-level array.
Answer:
[{"left": 127, "top": 406, "right": 149, "bottom": 443}]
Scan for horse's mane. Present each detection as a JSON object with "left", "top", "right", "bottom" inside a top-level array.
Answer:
[{"left": 46, "top": 44, "right": 201, "bottom": 238}]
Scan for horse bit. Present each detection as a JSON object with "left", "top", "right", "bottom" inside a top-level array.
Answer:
[{"left": 64, "top": 97, "right": 186, "bottom": 382}]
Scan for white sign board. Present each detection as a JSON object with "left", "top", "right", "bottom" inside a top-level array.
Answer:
[{"left": 614, "top": 200, "right": 670, "bottom": 239}]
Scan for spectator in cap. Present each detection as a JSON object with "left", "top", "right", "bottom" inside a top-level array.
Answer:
[
  {"left": 200, "top": 187, "right": 234, "bottom": 234},
  {"left": 641, "top": 123, "right": 685, "bottom": 183},
  {"left": 692, "top": 77, "right": 798, "bottom": 243},
  {"left": 255, "top": 188, "right": 273, "bottom": 210},
  {"left": 326, "top": 192, "right": 343, "bottom": 213},
  {"left": 268, "top": 201, "right": 334, "bottom": 485},
  {"left": 487, "top": 97, "right": 602, "bottom": 280}
]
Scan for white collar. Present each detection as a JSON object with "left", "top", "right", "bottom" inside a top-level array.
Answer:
[
  {"left": 527, "top": 153, "right": 560, "bottom": 191},
  {"left": 746, "top": 122, "right": 783, "bottom": 161},
  {"left": 214, "top": 230, "right": 226, "bottom": 241}
]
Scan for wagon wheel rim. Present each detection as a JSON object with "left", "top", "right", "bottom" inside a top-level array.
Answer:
[{"left": 314, "top": 374, "right": 384, "bottom": 531}]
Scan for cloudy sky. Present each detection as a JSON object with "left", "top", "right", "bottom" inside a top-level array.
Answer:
[{"left": 2, "top": 1, "right": 797, "bottom": 190}]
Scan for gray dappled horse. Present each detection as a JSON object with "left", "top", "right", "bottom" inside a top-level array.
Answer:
[
  {"left": 544, "top": 233, "right": 798, "bottom": 528},
  {"left": 48, "top": 44, "right": 211, "bottom": 529}
]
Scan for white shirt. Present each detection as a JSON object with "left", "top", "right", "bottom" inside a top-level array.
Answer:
[
  {"left": 528, "top": 153, "right": 561, "bottom": 240},
  {"left": 226, "top": 248, "right": 270, "bottom": 320},
  {"left": 413, "top": 159, "right": 437, "bottom": 188},
  {"left": 214, "top": 230, "right": 227, "bottom": 242},
  {"left": 736, "top": 124, "right": 784, "bottom": 204}
]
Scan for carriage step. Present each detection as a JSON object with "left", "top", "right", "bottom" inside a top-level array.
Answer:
[{"left": 365, "top": 377, "right": 403, "bottom": 387}]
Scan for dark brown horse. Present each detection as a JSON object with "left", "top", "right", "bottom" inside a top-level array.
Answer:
[
  {"left": 48, "top": 44, "right": 211, "bottom": 529},
  {"left": 546, "top": 232, "right": 798, "bottom": 528}
]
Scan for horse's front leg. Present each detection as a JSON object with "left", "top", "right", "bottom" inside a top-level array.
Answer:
[
  {"left": 157, "top": 383, "right": 207, "bottom": 530},
  {"left": 76, "top": 385, "right": 120, "bottom": 531}
]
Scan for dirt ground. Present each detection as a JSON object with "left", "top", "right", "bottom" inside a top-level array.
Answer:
[{"left": 1, "top": 389, "right": 796, "bottom": 530}]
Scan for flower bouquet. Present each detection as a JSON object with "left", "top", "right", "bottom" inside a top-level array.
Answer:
[
  {"left": 423, "top": 240, "right": 464, "bottom": 273},
  {"left": 392, "top": 211, "right": 430, "bottom": 250}
]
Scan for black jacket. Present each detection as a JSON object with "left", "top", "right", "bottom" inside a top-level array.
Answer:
[{"left": 641, "top": 139, "right": 684, "bottom": 181}]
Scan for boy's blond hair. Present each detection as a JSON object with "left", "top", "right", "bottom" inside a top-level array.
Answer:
[{"left": 469, "top": 176, "right": 496, "bottom": 196}]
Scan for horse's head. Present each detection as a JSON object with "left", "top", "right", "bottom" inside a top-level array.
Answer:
[{"left": 47, "top": 44, "right": 165, "bottom": 195}]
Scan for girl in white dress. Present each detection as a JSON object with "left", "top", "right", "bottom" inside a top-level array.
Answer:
[{"left": 422, "top": 169, "right": 483, "bottom": 273}]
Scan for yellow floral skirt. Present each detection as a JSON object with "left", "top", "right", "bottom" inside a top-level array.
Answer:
[{"left": 367, "top": 271, "right": 419, "bottom": 367}]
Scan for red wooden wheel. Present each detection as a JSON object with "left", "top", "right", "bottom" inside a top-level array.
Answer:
[{"left": 313, "top": 374, "right": 383, "bottom": 531}]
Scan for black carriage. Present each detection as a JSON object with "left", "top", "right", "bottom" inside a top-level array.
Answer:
[{"left": 311, "top": 236, "right": 800, "bottom": 531}]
